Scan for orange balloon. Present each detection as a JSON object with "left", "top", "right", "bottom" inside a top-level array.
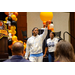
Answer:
[
  {"left": 4, "top": 12, "right": 9, "bottom": 15},
  {"left": 8, "top": 45, "right": 12, "bottom": 49},
  {"left": 48, "top": 20, "right": 51, "bottom": 24},
  {"left": 11, "top": 14, "right": 16, "bottom": 21},
  {"left": 43, "top": 21, "right": 46, "bottom": 25},
  {"left": 13, "top": 12, "right": 18, "bottom": 16},
  {"left": 40, "top": 12, "right": 53, "bottom": 21}
]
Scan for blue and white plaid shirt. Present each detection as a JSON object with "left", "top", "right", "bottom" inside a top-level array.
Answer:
[{"left": 25, "top": 28, "right": 48, "bottom": 59}]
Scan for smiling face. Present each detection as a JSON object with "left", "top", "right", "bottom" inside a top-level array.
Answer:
[
  {"left": 50, "top": 32, "right": 54, "bottom": 39},
  {"left": 32, "top": 28, "right": 38, "bottom": 36}
]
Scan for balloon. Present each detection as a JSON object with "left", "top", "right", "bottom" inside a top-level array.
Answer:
[
  {"left": 3, "top": 21, "right": 7, "bottom": 24},
  {"left": 40, "top": 12, "right": 53, "bottom": 21},
  {"left": 50, "top": 23, "right": 54, "bottom": 28},
  {"left": 11, "top": 14, "right": 16, "bottom": 21},
  {"left": 43, "top": 21, "right": 46, "bottom": 25},
  {"left": 4, "top": 12, "right": 9, "bottom": 15},
  {"left": 8, "top": 17, "right": 12, "bottom": 21},
  {"left": 13, "top": 12, "right": 18, "bottom": 16},
  {"left": 11, "top": 26, "right": 16, "bottom": 30},
  {"left": 15, "top": 18, "right": 17, "bottom": 21},
  {"left": 12, "top": 41, "right": 17, "bottom": 44},
  {"left": 24, "top": 42, "right": 26, "bottom": 50},
  {"left": 48, "top": 20, "right": 51, "bottom": 24},
  {"left": 18, "top": 40, "right": 23, "bottom": 44},
  {"left": 9, "top": 30, "right": 12, "bottom": 33},
  {"left": 12, "top": 36, "right": 17, "bottom": 41},
  {"left": 0, "top": 21, "right": 3, "bottom": 26},
  {"left": 5, "top": 17, "right": 8, "bottom": 21},
  {"left": 12, "top": 31, "right": 16, "bottom": 35}
]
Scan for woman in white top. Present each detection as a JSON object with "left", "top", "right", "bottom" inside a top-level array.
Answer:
[{"left": 43, "top": 32, "right": 58, "bottom": 62}]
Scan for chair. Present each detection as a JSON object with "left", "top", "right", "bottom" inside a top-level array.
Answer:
[
  {"left": 21, "top": 30, "right": 28, "bottom": 43},
  {"left": 54, "top": 31, "right": 63, "bottom": 42}
]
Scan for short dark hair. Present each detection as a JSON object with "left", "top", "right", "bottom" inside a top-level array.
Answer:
[
  {"left": 50, "top": 31, "right": 55, "bottom": 37},
  {"left": 32, "top": 27, "right": 38, "bottom": 35},
  {"left": 12, "top": 42, "right": 24, "bottom": 53},
  {"left": 32, "top": 27, "right": 38, "bottom": 32}
]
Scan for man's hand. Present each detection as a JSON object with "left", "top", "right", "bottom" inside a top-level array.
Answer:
[
  {"left": 43, "top": 54, "right": 46, "bottom": 57},
  {"left": 45, "top": 21, "right": 49, "bottom": 27}
]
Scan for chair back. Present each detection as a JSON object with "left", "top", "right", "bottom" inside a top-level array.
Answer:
[
  {"left": 21, "top": 30, "right": 27, "bottom": 37},
  {"left": 54, "top": 31, "right": 61, "bottom": 38}
]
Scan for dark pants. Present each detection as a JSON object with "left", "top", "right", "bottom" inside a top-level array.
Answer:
[{"left": 48, "top": 52, "right": 54, "bottom": 62}]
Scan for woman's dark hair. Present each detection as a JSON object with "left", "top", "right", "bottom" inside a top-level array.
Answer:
[
  {"left": 54, "top": 40, "right": 75, "bottom": 62},
  {"left": 50, "top": 31, "right": 55, "bottom": 37}
]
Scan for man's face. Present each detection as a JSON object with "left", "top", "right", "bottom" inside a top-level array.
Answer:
[{"left": 33, "top": 28, "right": 38, "bottom": 36}]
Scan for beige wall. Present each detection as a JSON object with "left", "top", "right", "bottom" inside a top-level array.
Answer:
[{"left": 27, "top": 12, "right": 70, "bottom": 42}]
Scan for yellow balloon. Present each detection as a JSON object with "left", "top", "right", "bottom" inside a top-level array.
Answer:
[
  {"left": 15, "top": 18, "right": 17, "bottom": 21},
  {"left": 12, "top": 31, "right": 16, "bottom": 35},
  {"left": 11, "top": 14, "right": 16, "bottom": 21},
  {"left": 40, "top": 12, "right": 53, "bottom": 21},
  {"left": 12, "top": 36, "right": 17, "bottom": 41},
  {"left": 11, "top": 26, "right": 16, "bottom": 30},
  {"left": 9, "top": 30, "right": 12, "bottom": 33},
  {"left": 5, "top": 17, "right": 8, "bottom": 21},
  {"left": 18, "top": 40, "right": 23, "bottom": 44}
]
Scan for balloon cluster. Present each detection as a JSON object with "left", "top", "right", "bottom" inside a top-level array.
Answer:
[
  {"left": 4, "top": 12, "right": 26, "bottom": 54},
  {"left": 4, "top": 12, "right": 18, "bottom": 39},
  {"left": 40, "top": 12, "right": 54, "bottom": 32}
]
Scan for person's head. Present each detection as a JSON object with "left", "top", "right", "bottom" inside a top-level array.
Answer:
[
  {"left": 54, "top": 40, "right": 75, "bottom": 62},
  {"left": 49, "top": 32, "right": 55, "bottom": 39},
  {"left": 32, "top": 27, "right": 39, "bottom": 36},
  {"left": 11, "top": 42, "right": 24, "bottom": 56}
]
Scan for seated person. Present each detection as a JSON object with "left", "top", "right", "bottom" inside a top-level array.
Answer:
[
  {"left": 54, "top": 40, "right": 75, "bottom": 62},
  {"left": 4, "top": 42, "right": 30, "bottom": 62}
]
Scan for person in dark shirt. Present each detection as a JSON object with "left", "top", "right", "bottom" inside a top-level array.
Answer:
[{"left": 4, "top": 42, "right": 30, "bottom": 62}]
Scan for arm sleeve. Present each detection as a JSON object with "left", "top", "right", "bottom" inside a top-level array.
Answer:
[
  {"left": 40, "top": 27, "right": 48, "bottom": 41},
  {"left": 25, "top": 39, "right": 30, "bottom": 59}
]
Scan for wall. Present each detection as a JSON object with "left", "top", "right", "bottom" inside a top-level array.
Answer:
[{"left": 27, "top": 12, "right": 70, "bottom": 42}]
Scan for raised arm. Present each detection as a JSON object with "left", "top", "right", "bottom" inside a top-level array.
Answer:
[{"left": 40, "top": 21, "right": 49, "bottom": 40}]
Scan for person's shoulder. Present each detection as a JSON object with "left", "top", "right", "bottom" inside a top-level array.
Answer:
[
  {"left": 27, "top": 36, "right": 33, "bottom": 40},
  {"left": 21, "top": 59, "right": 31, "bottom": 62},
  {"left": 3, "top": 59, "right": 11, "bottom": 62},
  {"left": 47, "top": 38, "right": 51, "bottom": 41},
  {"left": 54, "top": 38, "right": 59, "bottom": 41}
]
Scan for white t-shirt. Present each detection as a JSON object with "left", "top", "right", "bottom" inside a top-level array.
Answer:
[{"left": 46, "top": 38, "right": 58, "bottom": 52}]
